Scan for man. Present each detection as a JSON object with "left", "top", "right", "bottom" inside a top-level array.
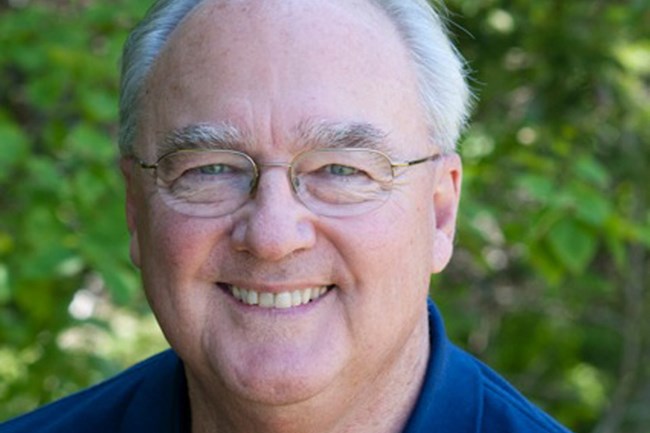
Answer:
[{"left": 1, "top": 0, "right": 573, "bottom": 432}]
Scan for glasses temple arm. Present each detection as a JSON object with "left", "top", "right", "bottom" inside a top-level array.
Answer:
[
  {"left": 131, "top": 156, "right": 158, "bottom": 170},
  {"left": 391, "top": 153, "right": 441, "bottom": 168}
]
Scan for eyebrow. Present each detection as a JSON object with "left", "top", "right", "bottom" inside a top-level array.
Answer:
[
  {"left": 295, "top": 120, "right": 392, "bottom": 154},
  {"left": 156, "top": 122, "right": 250, "bottom": 158},
  {"left": 155, "top": 119, "right": 392, "bottom": 158}
]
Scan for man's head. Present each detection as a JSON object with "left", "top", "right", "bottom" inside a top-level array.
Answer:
[{"left": 119, "top": 0, "right": 468, "bottom": 426}]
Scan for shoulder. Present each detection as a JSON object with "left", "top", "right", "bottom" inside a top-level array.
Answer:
[
  {"left": 404, "top": 301, "right": 573, "bottom": 433},
  {"left": 0, "top": 350, "right": 182, "bottom": 433},
  {"left": 451, "top": 346, "right": 572, "bottom": 433}
]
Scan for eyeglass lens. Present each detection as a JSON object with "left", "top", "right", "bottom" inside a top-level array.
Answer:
[{"left": 152, "top": 149, "right": 395, "bottom": 218}]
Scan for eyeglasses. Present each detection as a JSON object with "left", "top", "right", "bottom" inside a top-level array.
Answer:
[{"left": 135, "top": 148, "right": 440, "bottom": 218}]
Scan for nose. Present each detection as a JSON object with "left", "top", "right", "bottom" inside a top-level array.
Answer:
[{"left": 231, "top": 167, "right": 317, "bottom": 261}]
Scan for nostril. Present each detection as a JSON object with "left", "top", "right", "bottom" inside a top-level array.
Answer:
[{"left": 230, "top": 204, "right": 317, "bottom": 261}]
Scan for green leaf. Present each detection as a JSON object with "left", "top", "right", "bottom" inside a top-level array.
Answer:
[
  {"left": 547, "top": 219, "right": 599, "bottom": 274},
  {"left": 574, "top": 155, "right": 611, "bottom": 188},
  {"left": 80, "top": 91, "right": 118, "bottom": 123},
  {"left": 0, "top": 264, "right": 10, "bottom": 304},
  {"left": 570, "top": 184, "right": 613, "bottom": 226},
  {"left": 529, "top": 242, "right": 566, "bottom": 285},
  {"left": 634, "top": 224, "right": 650, "bottom": 248},
  {"left": 0, "top": 231, "right": 14, "bottom": 255},
  {"left": 517, "top": 174, "right": 555, "bottom": 204},
  {"left": 25, "top": 157, "right": 65, "bottom": 193},
  {"left": 99, "top": 265, "right": 140, "bottom": 305},
  {"left": 64, "top": 124, "right": 114, "bottom": 162},
  {"left": 0, "top": 122, "right": 30, "bottom": 181},
  {"left": 604, "top": 233, "right": 627, "bottom": 271},
  {"left": 25, "top": 73, "right": 66, "bottom": 110}
]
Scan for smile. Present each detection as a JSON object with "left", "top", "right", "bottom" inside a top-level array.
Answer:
[{"left": 226, "top": 284, "right": 333, "bottom": 309}]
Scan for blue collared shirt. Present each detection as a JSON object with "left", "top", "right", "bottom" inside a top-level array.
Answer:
[{"left": 0, "top": 301, "right": 572, "bottom": 432}]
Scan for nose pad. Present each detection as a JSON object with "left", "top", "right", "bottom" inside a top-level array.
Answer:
[
  {"left": 249, "top": 176, "right": 260, "bottom": 197},
  {"left": 290, "top": 173, "right": 301, "bottom": 190},
  {"left": 249, "top": 162, "right": 295, "bottom": 199}
]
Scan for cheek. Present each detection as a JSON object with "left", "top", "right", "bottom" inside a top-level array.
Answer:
[
  {"left": 135, "top": 205, "right": 235, "bottom": 354},
  {"left": 322, "top": 198, "right": 433, "bottom": 363},
  {"left": 380, "top": 194, "right": 434, "bottom": 255},
  {"left": 330, "top": 197, "right": 435, "bottom": 288},
  {"left": 136, "top": 202, "right": 229, "bottom": 286}
]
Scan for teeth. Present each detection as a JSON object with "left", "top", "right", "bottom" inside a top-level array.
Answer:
[
  {"left": 302, "top": 288, "right": 312, "bottom": 304},
  {"left": 275, "top": 292, "right": 292, "bottom": 309},
  {"left": 259, "top": 292, "right": 274, "bottom": 308},
  {"left": 229, "top": 285, "right": 331, "bottom": 309},
  {"left": 247, "top": 290, "right": 258, "bottom": 306},
  {"left": 291, "top": 290, "right": 302, "bottom": 306}
]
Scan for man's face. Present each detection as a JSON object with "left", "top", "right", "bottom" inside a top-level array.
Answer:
[{"left": 123, "top": 0, "right": 460, "bottom": 407}]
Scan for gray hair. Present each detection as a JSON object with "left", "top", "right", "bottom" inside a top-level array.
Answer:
[{"left": 118, "top": 0, "right": 472, "bottom": 156}]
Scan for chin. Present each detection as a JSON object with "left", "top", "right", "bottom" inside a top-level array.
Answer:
[
  {"left": 215, "top": 354, "right": 341, "bottom": 406},
  {"left": 197, "top": 332, "right": 349, "bottom": 406}
]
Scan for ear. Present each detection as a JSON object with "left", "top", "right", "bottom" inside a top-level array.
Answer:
[
  {"left": 431, "top": 153, "right": 462, "bottom": 274},
  {"left": 120, "top": 157, "right": 142, "bottom": 269}
]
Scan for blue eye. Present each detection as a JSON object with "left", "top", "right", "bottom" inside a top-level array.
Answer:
[
  {"left": 197, "top": 164, "right": 232, "bottom": 175},
  {"left": 325, "top": 164, "right": 359, "bottom": 176}
]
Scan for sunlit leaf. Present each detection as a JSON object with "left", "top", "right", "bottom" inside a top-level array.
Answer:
[{"left": 547, "top": 219, "right": 599, "bottom": 274}]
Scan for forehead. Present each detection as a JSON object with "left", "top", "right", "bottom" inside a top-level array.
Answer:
[{"left": 140, "top": 0, "right": 428, "bottom": 155}]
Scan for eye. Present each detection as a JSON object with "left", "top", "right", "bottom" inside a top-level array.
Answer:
[
  {"left": 194, "top": 163, "right": 234, "bottom": 175},
  {"left": 324, "top": 164, "right": 360, "bottom": 176}
]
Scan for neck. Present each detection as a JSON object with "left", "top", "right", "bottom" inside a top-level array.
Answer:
[{"left": 187, "top": 312, "right": 430, "bottom": 433}]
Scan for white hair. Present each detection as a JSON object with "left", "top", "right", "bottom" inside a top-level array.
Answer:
[{"left": 118, "top": 0, "right": 472, "bottom": 156}]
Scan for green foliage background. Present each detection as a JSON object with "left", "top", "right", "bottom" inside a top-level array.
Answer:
[{"left": 0, "top": 1, "right": 648, "bottom": 432}]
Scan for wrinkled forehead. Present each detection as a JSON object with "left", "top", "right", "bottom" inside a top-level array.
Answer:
[
  {"left": 139, "top": 0, "right": 428, "bottom": 157},
  {"left": 150, "top": 0, "right": 412, "bottom": 88},
  {"left": 171, "top": 0, "right": 397, "bottom": 48}
]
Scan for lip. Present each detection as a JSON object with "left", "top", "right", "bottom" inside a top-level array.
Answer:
[{"left": 218, "top": 282, "right": 335, "bottom": 309}]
